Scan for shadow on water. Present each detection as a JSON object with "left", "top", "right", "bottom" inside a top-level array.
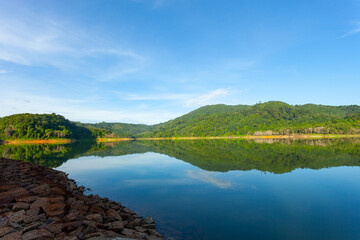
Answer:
[{"left": 1, "top": 138, "right": 360, "bottom": 173}]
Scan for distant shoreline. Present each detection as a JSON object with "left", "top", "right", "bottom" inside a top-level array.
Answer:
[
  {"left": 2, "top": 134, "right": 360, "bottom": 145},
  {"left": 2, "top": 139, "right": 73, "bottom": 145},
  {"left": 136, "top": 134, "right": 360, "bottom": 140}
]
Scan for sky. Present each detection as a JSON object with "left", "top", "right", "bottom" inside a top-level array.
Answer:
[{"left": 0, "top": 0, "right": 359, "bottom": 124}]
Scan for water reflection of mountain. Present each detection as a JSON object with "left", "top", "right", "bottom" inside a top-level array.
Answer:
[
  {"left": 0, "top": 141, "right": 95, "bottom": 168},
  {"left": 1, "top": 138, "right": 360, "bottom": 173},
  {"left": 91, "top": 139, "right": 360, "bottom": 174}
]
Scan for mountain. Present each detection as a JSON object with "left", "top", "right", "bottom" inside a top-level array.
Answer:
[
  {"left": 78, "top": 122, "right": 154, "bottom": 138},
  {"left": 0, "top": 113, "right": 110, "bottom": 140},
  {"left": 136, "top": 101, "right": 360, "bottom": 137},
  {"left": 1, "top": 102, "right": 360, "bottom": 140}
]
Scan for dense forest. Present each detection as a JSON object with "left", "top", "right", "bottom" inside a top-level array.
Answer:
[
  {"left": 0, "top": 113, "right": 112, "bottom": 141},
  {"left": 137, "top": 101, "right": 360, "bottom": 137},
  {"left": 4, "top": 138, "right": 359, "bottom": 173},
  {"left": 1, "top": 102, "right": 360, "bottom": 140},
  {"left": 78, "top": 122, "right": 154, "bottom": 138}
]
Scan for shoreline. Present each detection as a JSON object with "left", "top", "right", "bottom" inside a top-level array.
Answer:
[
  {"left": 136, "top": 134, "right": 360, "bottom": 141},
  {"left": 0, "top": 158, "right": 163, "bottom": 240},
  {"left": 1, "top": 134, "right": 360, "bottom": 145}
]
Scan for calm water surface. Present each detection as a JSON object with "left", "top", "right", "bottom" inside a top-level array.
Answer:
[{"left": 2, "top": 139, "right": 360, "bottom": 239}]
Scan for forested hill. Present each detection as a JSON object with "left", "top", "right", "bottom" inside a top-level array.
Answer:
[
  {"left": 78, "top": 122, "right": 154, "bottom": 138},
  {"left": 1, "top": 102, "right": 360, "bottom": 140},
  {"left": 137, "top": 101, "right": 360, "bottom": 137},
  {"left": 0, "top": 113, "right": 112, "bottom": 141}
]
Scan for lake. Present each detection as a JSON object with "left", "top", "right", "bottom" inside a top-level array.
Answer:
[{"left": 1, "top": 138, "right": 360, "bottom": 239}]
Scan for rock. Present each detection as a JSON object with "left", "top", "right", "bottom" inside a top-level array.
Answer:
[
  {"left": 135, "top": 226, "right": 146, "bottom": 232},
  {"left": 89, "top": 204, "right": 105, "bottom": 215},
  {"left": 44, "top": 223, "right": 65, "bottom": 234},
  {"left": 62, "top": 236, "right": 79, "bottom": 240},
  {"left": 43, "top": 202, "right": 66, "bottom": 216},
  {"left": 146, "top": 235, "right": 163, "bottom": 240},
  {"left": 0, "top": 227, "right": 13, "bottom": 238},
  {"left": 104, "top": 221, "right": 125, "bottom": 232},
  {"left": 147, "top": 229, "right": 162, "bottom": 237},
  {"left": 123, "top": 208, "right": 136, "bottom": 214},
  {"left": 49, "top": 187, "right": 65, "bottom": 195},
  {"left": 15, "top": 195, "right": 38, "bottom": 203},
  {"left": 86, "top": 213, "right": 103, "bottom": 223},
  {"left": 127, "top": 218, "right": 142, "bottom": 229},
  {"left": 64, "top": 212, "right": 83, "bottom": 222},
  {"left": 122, "top": 228, "right": 136, "bottom": 237},
  {"left": 0, "top": 188, "right": 28, "bottom": 203},
  {"left": 68, "top": 181, "right": 77, "bottom": 191},
  {"left": 142, "top": 216, "right": 155, "bottom": 224},
  {"left": 21, "top": 229, "right": 53, "bottom": 240},
  {"left": 4, "top": 209, "right": 26, "bottom": 223},
  {"left": 66, "top": 197, "right": 76, "bottom": 206},
  {"left": 12, "top": 202, "right": 30, "bottom": 211},
  {"left": 106, "top": 208, "right": 122, "bottom": 221},
  {"left": 103, "top": 215, "right": 116, "bottom": 223},
  {"left": 0, "top": 158, "right": 163, "bottom": 240},
  {"left": 30, "top": 184, "right": 50, "bottom": 195},
  {"left": 142, "top": 224, "right": 156, "bottom": 229},
  {"left": 1, "top": 231, "right": 22, "bottom": 240},
  {"left": 23, "top": 222, "right": 43, "bottom": 233},
  {"left": 30, "top": 197, "right": 48, "bottom": 210}
]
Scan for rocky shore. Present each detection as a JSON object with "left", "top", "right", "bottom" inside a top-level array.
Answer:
[{"left": 0, "top": 158, "right": 163, "bottom": 240}]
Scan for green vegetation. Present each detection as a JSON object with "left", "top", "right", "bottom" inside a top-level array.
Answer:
[
  {"left": 0, "top": 113, "right": 113, "bottom": 141},
  {"left": 1, "top": 102, "right": 360, "bottom": 140},
  {"left": 79, "top": 122, "right": 154, "bottom": 138},
  {"left": 134, "top": 139, "right": 360, "bottom": 173},
  {"left": 137, "top": 101, "right": 360, "bottom": 137},
  {"left": 0, "top": 141, "right": 95, "bottom": 168},
  {"left": 3, "top": 138, "right": 359, "bottom": 173}
]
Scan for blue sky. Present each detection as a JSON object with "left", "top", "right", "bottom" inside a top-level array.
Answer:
[{"left": 0, "top": 0, "right": 359, "bottom": 124}]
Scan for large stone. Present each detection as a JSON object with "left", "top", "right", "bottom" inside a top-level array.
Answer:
[
  {"left": 4, "top": 209, "right": 26, "bottom": 223},
  {"left": 142, "top": 216, "right": 155, "bottom": 224},
  {"left": 126, "top": 218, "right": 142, "bottom": 229},
  {"left": 44, "top": 223, "right": 65, "bottom": 234},
  {"left": 21, "top": 229, "right": 53, "bottom": 240},
  {"left": 15, "top": 195, "right": 38, "bottom": 203},
  {"left": 0, "top": 227, "right": 13, "bottom": 238},
  {"left": 146, "top": 235, "right": 163, "bottom": 240},
  {"left": 12, "top": 202, "right": 30, "bottom": 211},
  {"left": 43, "top": 202, "right": 66, "bottom": 216},
  {"left": 106, "top": 208, "right": 122, "bottom": 221},
  {"left": 30, "top": 184, "right": 50, "bottom": 195},
  {"left": 64, "top": 212, "right": 83, "bottom": 222},
  {"left": 122, "top": 228, "right": 136, "bottom": 237},
  {"left": 1, "top": 231, "right": 22, "bottom": 240},
  {"left": 0, "top": 188, "right": 28, "bottom": 203},
  {"left": 86, "top": 213, "right": 103, "bottom": 223},
  {"left": 89, "top": 204, "right": 105, "bottom": 215},
  {"left": 23, "top": 222, "right": 43, "bottom": 233},
  {"left": 104, "top": 221, "right": 125, "bottom": 232}
]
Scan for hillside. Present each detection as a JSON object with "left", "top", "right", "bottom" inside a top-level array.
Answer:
[
  {"left": 0, "top": 113, "right": 111, "bottom": 141},
  {"left": 79, "top": 122, "right": 154, "bottom": 138},
  {"left": 137, "top": 101, "right": 360, "bottom": 137}
]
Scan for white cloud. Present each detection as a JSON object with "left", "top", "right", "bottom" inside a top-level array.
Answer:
[
  {"left": 125, "top": 88, "right": 238, "bottom": 107},
  {"left": 0, "top": 4, "right": 147, "bottom": 79},
  {"left": 341, "top": 21, "right": 360, "bottom": 38},
  {"left": 187, "top": 169, "right": 232, "bottom": 189},
  {"left": 0, "top": 89, "right": 179, "bottom": 124},
  {"left": 185, "top": 88, "right": 232, "bottom": 107},
  {"left": 0, "top": 69, "right": 7, "bottom": 74}
]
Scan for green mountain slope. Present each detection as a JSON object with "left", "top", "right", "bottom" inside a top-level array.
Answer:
[
  {"left": 0, "top": 113, "right": 111, "bottom": 140},
  {"left": 137, "top": 101, "right": 360, "bottom": 137},
  {"left": 79, "top": 122, "right": 154, "bottom": 138}
]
